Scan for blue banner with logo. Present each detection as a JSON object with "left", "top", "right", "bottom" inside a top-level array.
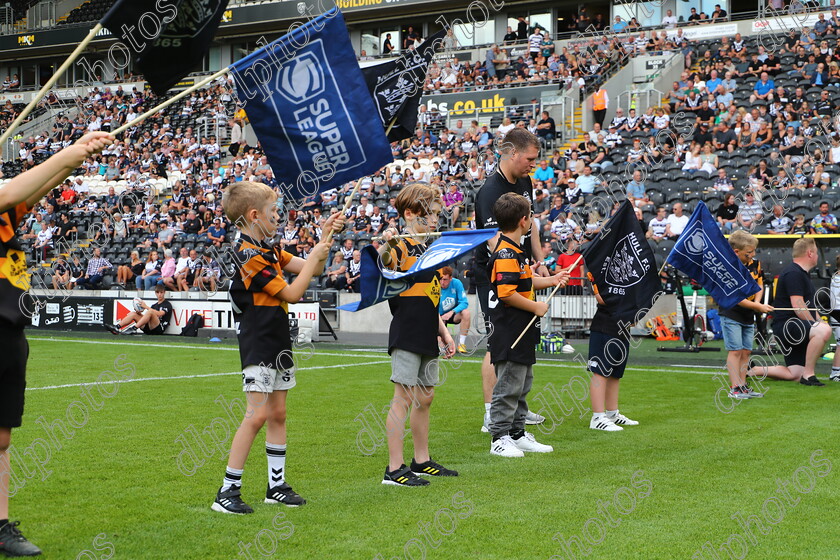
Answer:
[
  {"left": 229, "top": 8, "right": 393, "bottom": 203},
  {"left": 340, "top": 229, "right": 497, "bottom": 312},
  {"left": 666, "top": 201, "right": 761, "bottom": 310}
]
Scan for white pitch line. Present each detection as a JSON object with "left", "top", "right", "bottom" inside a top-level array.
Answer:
[
  {"left": 26, "top": 360, "right": 391, "bottom": 391},
  {"left": 25, "top": 337, "right": 729, "bottom": 377}
]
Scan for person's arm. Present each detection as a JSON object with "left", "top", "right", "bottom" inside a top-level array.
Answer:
[
  {"left": 452, "top": 279, "right": 469, "bottom": 313},
  {"left": 790, "top": 294, "right": 817, "bottom": 321},
  {"left": 533, "top": 270, "right": 570, "bottom": 290},
  {"left": 437, "top": 315, "right": 456, "bottom": 358},
  {"left": 0, "top": 132, "right": 112, "bottom": 213},
  {"left": 737, "top": 289, "right": 773, "bottom": 313}
]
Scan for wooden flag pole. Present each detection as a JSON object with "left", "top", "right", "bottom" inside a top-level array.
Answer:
[
  {"left": 373, "top": 231, "right": 443, "bottom": 243},
  {"left": 511, "top": 254, "right": 584, "bottom": 349},
  {"left": 112, "top": 66, "right": 230, "bottom": 136},
  {"left": 0, "top": 23, "right": 103, "bottom": 147},
  {"left": 323, "top": 178, "right": 364, "bottom": 245}
]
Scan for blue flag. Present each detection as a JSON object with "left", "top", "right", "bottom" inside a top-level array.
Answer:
[
  {"left": 665, "top": 202, "right": 761, "bottom": 310},
  {"left": 340, "top": 229, "right": 498, "bottom": 312},
  {"left": 229, "top": 8, "right": 393, "bottom": 203}
]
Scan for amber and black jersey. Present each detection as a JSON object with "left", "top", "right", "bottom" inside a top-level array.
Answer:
[
  {"left": 229, "top": 234, "right": 295, "bottom": 371},
  {"left": 488, "top": 235, "right": 538, "bottom": 364},
  {"left": 387, "top": 237, "right": 442, "bottom": 357},
  {"left": 720, "top": 259, "right": 763, "bottom": 325},
  {"left": 0, "top": 202, "right": 33, "bottom": 329}
]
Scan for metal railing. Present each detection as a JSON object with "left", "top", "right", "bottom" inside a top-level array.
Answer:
[
  {"left": 617, "top": 87, "right": 664, "bottom": 115},
  {"left": 27, "top": 1, "right": 55, "bottom": 30}
]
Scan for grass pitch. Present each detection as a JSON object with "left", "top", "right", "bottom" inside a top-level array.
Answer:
[{"left": 7, "top": 333, "right": 839, "bottom": 559}]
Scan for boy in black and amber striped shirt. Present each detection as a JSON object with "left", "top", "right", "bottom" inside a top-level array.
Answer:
[
  {"left": 487, "top": 193, "right": 568, "bottom": 458},
  {"left": 212, "top": 181, "right": 343, "bottom": 514},
  {"left": 378, "top": 183, "right": 457, "bottom": 487}
]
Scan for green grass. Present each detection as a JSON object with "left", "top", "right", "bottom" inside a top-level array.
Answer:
[{"left": 7, "top": 334, "right": 840, "bottom": 559}]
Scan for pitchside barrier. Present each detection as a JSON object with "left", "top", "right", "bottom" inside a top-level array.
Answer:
[
  {"left": 26, "top": 289, "right": 322, "bottom": 339},
  {"left": 25, "top": 289, "right": 695, "bottom": 339}
]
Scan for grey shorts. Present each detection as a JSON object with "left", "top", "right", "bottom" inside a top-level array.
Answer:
[
  {"left": 390, "top": 348, "right": 439, "bottom": 387},
  {"left": 242, "top": 364, "right": 296, "bottom": 393}
]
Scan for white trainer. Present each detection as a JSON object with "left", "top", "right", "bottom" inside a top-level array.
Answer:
[
  {"left": 512, "top": 431, "right": 553, "bottom": 453},
  {"left": 610, "top": 413, "right": 639, "bottom": 426},
  {"left": 590, "top": 416, "right": 623, "bottom": 431},
  {"left": 525, "top": 410, "right": 545, "bottom": 425},
  {"left": 480, "top": 411, "right": 490, "bottom": 433},
  {"left": 561, "top": 344, "right": 575, "bottom": 354},
  {"left": 490, "top": 435, "right": 525, "bottom": 457}
]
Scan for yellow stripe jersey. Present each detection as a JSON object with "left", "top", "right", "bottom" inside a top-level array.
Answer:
[
  {"left": 229, "top": 234, "right": 295, "bottom": 370},
  {"left": 487, "top": 234, "right": 538, "bottom": 365},
  {"left": 0, "top": 202, "right": 33, "bottom": 328},
  {"left": 387, "top": 236, "right": 442, "bottom": 357}
]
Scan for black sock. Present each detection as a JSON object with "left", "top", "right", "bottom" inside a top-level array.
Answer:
[
  {"left": 510, "top": 430, "right": 525, "bottom": 440},
  {"left": 0, "top": 519, "right": 8, "bottom": 529}
]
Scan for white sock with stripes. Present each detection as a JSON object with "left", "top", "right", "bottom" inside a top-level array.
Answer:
[
  {"left": 222, "top": 467, "right": 243, "bottom": 491},
  {"left": 592, "top": 412, "right": 606, "bottom": 421},
  {"left": 267, "top": 443, "right": 286, "bottom": 488},
  {"left": 606, "top": 409, "right": 619, "bottom": 419},
  {"left": 832, "top": 367, "right": 840, "bottom": 378}
]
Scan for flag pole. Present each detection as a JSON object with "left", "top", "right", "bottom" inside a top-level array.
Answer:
[
  {"left": 323, "top": 178, "right": 364, "bottom": 245},
  {"left": 384, "top": 116, "right": 398, "bottom": 136},
  {"left": 111, "top": 66, "right": 230, "bottom": 136},
  {"left": 511, "top": 254, "right": 584, "bottom": 349},
  {"left": 373, "top": 231, "right": 443, "bottom": 243},
  {"left": 0, "top": 23, "right": 102, "bottom": 147}
]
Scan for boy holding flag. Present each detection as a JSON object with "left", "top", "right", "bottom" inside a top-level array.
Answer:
[
  {"left": 379, "top": 183, "right": 457, "bottom": 486},
  {"left": 212, "top": 181, "right": 344, "bottom": 513},
  {"left": 487, "top": 193, "right": 569, "bottom": 457}
]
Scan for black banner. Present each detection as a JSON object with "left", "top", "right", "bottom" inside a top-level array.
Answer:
[{"left": 29, "top": 296, "right": 109, "bottom": 331}]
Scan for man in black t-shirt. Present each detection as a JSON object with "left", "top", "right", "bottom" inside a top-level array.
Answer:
[
  {"left": 105, "top": 284, "right": 173, "bottom": 335},
  {"left": 474, "top": 128, "right": 546, "bottom": 432},
  {"left": 768, "top": 238, "right": 831, "bottom": 385}
]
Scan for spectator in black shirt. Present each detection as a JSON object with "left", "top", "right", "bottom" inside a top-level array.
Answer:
[
  {"left": 516, "top": 16, "right": 528, "bottom": 40},
  {"left": 536, "top": 111, "right": 556, "bottom": 143},
  {"left": 352, "top": 208, "right": 372, "bottom": 233},
  {"left": 183, "top": 209, "right": 202, "bottom": 234},
  {"left": 693, "top": 123, "right": 713, "bottom": 146},
  {"left": 688, "top": 7, "right": 702, "bottom": 24},
  {"left": 503, "top": 26, "right": 518, "bottom": 44}
]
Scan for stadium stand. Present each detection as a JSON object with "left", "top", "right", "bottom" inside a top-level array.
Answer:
[{"left": 3, "top": 13, "right": 840, "bottom": 298}]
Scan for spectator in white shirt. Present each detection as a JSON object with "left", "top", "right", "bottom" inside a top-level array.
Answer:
[
  {"left": 665, "top": 202, "right": 689, "bottom": 240},
  {"left": 661, "top": 9, "right": 677, "bottom": 28}
]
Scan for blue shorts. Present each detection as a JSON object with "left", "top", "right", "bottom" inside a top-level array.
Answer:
[
  {"left": 587, "top": 331, "right": 629, "bottom": 379},
  {"left": 721, "top": 316, "right": 754, "bottom": 351}
]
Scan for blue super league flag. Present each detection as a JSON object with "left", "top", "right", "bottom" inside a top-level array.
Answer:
[
  {"left": 665, "top": 201, "right": 761, "bottom": 310},
  {"left": 229, "top": 8, "right": 393, "bottom": 203},
  {"left": 340, "top": 229, "right": 498, "bottom": 312}
]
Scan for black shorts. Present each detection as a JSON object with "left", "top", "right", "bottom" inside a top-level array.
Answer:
[
  {"left": 443, "top": 311, "right": 464, "bottom": 325},
  {"left": 772, "top": 317, "right": 811, "bottom": 367},
  {"left": 142, "top": 323, "right": 165, "bottom": 335},
  {"left": 587, "top": 330, "right": 629, "bottom": 379},
  {"left": 0, "top": 328, "right": 29, "bottom": 428},
  {"left": 476, "top": 281, "right": 492, "bottom": 350}
]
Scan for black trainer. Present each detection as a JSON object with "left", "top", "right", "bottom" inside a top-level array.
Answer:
[
  {"left": 410, "top": 458, "right": 459, "bottom": 477},
  {"left": 382, "top": 464, "right": 430, "bottom": 487},
  {"left": 800, "top": 376, "right": 826, "bottom": 387},
  {"left": 265, "top": 482, "right": 306, "bottom": 507},
  {"left": 104, "top": 323, "right": 121, "bottom": 335},
  {"left": 211, "top": 485, "right": 254, "bottom": 514},
  {"left": 0, "top": 521, "right": 42, "bottom": 557}
]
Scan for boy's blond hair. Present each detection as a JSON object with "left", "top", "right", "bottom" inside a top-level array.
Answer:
[
  {"left": 728, "top": 230, "right": 758, "bottom": 252},
  {"left": 395, "top": 182, "right": 441, "bottom": 217},
  {"left": 222, "top": 181, "right": 277, "bottom": 225}
]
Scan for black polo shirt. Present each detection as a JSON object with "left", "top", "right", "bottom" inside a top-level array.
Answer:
[{"left": 771, "top": 262, "right": 815, "bottom": 325}]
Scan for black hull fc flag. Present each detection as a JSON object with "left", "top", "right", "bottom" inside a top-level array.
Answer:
[
  {"left": 580, "top": 200, "right": 661, "bottom": 327},
  {"left": 361, "top": 30, "right": 446, "bottom": 142},
  {"left": 101, "top": 0, "right": 230, "bottom": 95}
]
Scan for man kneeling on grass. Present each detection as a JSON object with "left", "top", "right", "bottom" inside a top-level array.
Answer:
[{"left": 105, "top": 284, "right": 173, "bottom": 335}]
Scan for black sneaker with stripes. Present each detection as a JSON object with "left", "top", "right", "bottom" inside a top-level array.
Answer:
[
  {"left": 0, "top": 521, "right": 42, "bottom": 557},
  {"left": 265, "top": 482, "right": 306, "bottom": 507},
  {"left": 382, "top": 464, "right": 430, "bottom": 487},
  {"left": 211, "top": 485, "right": 254, "bottom": 514},
  {"left": 410, "top": 458, "right": 459, "bottom": 477}
]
